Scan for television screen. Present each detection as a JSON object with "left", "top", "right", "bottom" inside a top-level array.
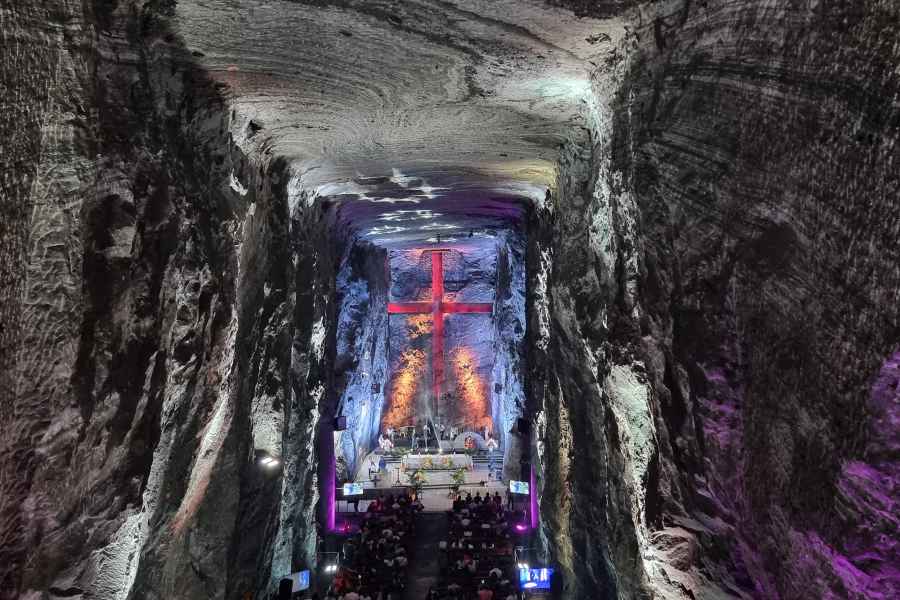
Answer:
[
  {"left": 343, "top": 482, "right": 363, "bottom": 496},
  {"left": 291, "top": 569, "right": 310, "bottom": 592},
  {"left": 509, "top": 480, "right": 529, "bottom": 495},
  {"left": 518, "top": 567, "right": 553, "bottom": 590}
]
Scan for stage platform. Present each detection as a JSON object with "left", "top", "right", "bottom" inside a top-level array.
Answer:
[
  {"left": 349, "top": 449, "right": 506, "bottom": 512},
  {"left": 401, "top": 452, "right": 473, "bottom": 470}
]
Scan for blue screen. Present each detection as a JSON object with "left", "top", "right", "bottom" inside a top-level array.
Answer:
[
  {"left": 518, "top": 567, "right": 552, "bottom": 590},
  {"left": 343, "top": 482, "right": 363, "bottom": 496},
  {"left": 509, "top": 480, "right": 529, "bottom": 495},
  {"left": 291, "top": 570, "right": 310, "bottom": 591}
]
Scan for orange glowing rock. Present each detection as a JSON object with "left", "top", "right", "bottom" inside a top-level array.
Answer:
[
  {"left": 406, "top": 314, "right": 432, "bottom": 338},
  {"left": 451, "top": 347, "right": 492, "bottom": 432},
  {"left": 382, "top": 349, "right": 426, "bottom": 429}
]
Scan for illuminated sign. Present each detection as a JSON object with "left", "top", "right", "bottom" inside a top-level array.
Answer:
[
  {"left": 518, "top": 567, "right": 553, "bottom": 590},
  {"left": 509, "top": 480, "right": 529, "bottom": 495},
  {"left": 291, "top": 570, "right": 310, "bottom": 592},
  {"left": 343, "top": 482, "right": 363, "bottom": 496}
]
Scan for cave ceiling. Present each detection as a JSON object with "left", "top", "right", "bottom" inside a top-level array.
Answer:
[{"left": 176, "top": 0, "right": 626, "bottom": 247}]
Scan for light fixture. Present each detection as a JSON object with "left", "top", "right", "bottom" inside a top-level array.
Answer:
[
  {"left": 259, "top": 456, "right": 281, "bottom": 468},
  {"left": 323, "top": 564, "right": 338, "bottom": 574},
  {"left": 517, "top": 562, "right": 529, "bottom": 569}
]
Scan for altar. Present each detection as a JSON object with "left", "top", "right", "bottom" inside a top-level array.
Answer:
[{"left": 402, "top": 453, "right": 473, "bottom": 471}]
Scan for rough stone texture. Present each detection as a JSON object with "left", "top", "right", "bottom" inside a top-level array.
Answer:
[
  {"left": 621, "top": 2, "right": 900, "bottom": 598},
  {"left": 490, "top": 230, "right": 528, "bottom": 468},
  {"left": 3, "top": 0, "right": 900, "bottom": 599},
  {"left": 333, "top": 240, "right": 389, "bottom": 477},
  {"left": 385, "top": 244, "right": 498, "bottom": 432},
  {"left": 1, "top": 1, "right": 331, "bottom": 598},
  {"left": 530, "top": 0, "right": 900, "bottom": 598}
]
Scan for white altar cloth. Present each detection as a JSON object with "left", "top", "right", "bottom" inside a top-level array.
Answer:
[{"left": 402, "top": 453, "right": 473, "bottom": 470}]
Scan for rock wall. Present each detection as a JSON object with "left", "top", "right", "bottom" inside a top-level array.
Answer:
[
  {"left": 386, "top": 245, "right": 498, "bottom": 431},
  {"left": 4, "top": 1, "right": 899, "bottom": 599},
  {"left": 333, "top": 240, "right": 389, "bottom": 478},
  {"left": 531, "top": 0, "right": 900, "bottom": 598},
  {"left": 0, "top": 2, "right": 333, "bottom": 598},
  {"left": 490, "top": 231, "right": 528, "bottom": 478}
]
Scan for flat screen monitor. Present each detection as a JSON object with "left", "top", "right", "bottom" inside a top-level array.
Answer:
[
  {"left": 509, "top": 480, "right": 530, "bottom": 495},
  {"left": 343, "top": 482, "right": 363, "bottom": 496},
  {"left": 519, "top": 567, "right": 553, "bottom": 590},
  {"left": 290, "top": 569, "right": 310, "bottom": 592}
]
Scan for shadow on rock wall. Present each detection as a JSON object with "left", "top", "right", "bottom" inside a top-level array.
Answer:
[
  {"left": 531, "top": 1, "right": 899, "bottom": 598},
  {"left": 0, "top": 2, "right": 331, "bottom": 599}
]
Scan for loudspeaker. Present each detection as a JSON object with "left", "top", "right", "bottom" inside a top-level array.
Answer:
[
  {"left": 278, "top": 578, "right": 293, "bottom": 599},
  {"left": 334, "top": 416, "right": 347, "bottom": 431},
  {"left": 373, "top": 382, "right": 381, "bottom": 394},
  {"left": 516, "top": 417, "right": 530, "bottom": 435},
  {"left": 494, "top": 383, "right": 502, "bottom": 393}
]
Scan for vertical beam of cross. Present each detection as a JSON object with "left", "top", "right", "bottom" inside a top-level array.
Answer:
[{"left": 387, "top": 249, "right": 492, "bottom": 420}]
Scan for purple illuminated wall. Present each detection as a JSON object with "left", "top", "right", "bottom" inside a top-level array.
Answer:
[{"left": 317, "top": 418, "right": 337, "bottom": 532}]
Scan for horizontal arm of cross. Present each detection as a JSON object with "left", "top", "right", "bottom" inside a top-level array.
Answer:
[
  {"left": 387, "top": 302, "right": 432, "bottom": 314},
  {"left": 442, "top": 303, "right": 492, "bottom": 314},
  {"left": 387, "top": 302, "right": 492, "bottom": 314}
]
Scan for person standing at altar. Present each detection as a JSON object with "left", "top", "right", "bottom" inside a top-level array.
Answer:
[
  {"left": 387, "top": 425, "right": 395, "bottom": 442},
  {"left": 422, "top": 424, "right": 430, "bottom": 450},
  {"left": 486, "top": 436, "right": 499, "bottom": 476},
  {"left": 411, "top": 430, "right": 419, "bottom": 451}
]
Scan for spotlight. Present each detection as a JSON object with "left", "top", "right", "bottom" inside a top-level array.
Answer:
[
  {"left": 260, "top": 456, "right": 281, "bottom": 468},
  {"left": 515, "top": 524, "right": 527, "bottom": 532},
  {"left": 517, "top": 562, "right": 529, "bottom": 570},
  {"left": 324, "top": 564, "right": 338, "bottom": 574}
]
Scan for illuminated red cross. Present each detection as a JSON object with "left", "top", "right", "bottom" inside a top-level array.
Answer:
[{"left": 387, "top": 249, "right": 492, "bottom": 415}]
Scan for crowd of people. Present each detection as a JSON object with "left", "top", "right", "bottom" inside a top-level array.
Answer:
[
  {"left": 323, "top": 492, "right": 423, "bottom": 600},
  {"left": 428, "top": 491, "right": 522, "bottom": 600}
]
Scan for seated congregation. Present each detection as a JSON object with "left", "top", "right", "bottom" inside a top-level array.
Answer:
[
  {"left": 325, "top": 493, "right": 423, "bottom": 600},
  {"left": 429, "top": 491, "right": 521, "bottom": 600}
]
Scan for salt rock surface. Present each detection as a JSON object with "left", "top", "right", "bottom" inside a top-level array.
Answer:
[{"left": 3, "top": 1, "right": 900, "bottom": 599}]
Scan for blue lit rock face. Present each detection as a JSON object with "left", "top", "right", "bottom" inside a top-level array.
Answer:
[
  {"left": 490, "top": 231, "right": 528, "bottom": 474},
  {"left": 386, "top": 244, "right": 495, "bottom": 430},
  {"left": 333, "top": 242, "right": 389, "bottom": 478},
  {"left": 381, "top": 234, "right": 526, "bottom": 445},
  {"left": 332, "top": 233, "right": 527, "bottom": 476}
]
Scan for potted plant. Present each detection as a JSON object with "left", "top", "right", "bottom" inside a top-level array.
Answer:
[
  {"left": 451, "top": 467, "right": 466, "bottom": 488},
  {"left": 406, "top": 468, "right": 426, "bottom": 498}
]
